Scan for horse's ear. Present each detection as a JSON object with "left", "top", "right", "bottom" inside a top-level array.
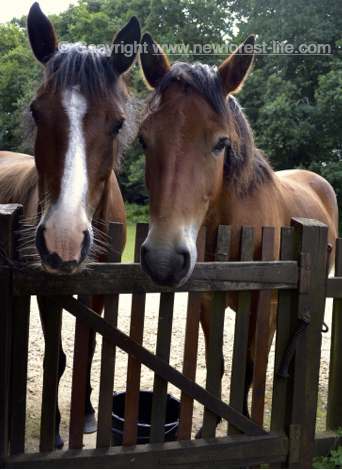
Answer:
[
  {"left": 218, "top": 35, "right": 255, "bottom": 96},
  {"left": 111, "top": 16, "right": 141, "bottom": 75},
  {"left": 27, "top": 2, "right": 59, "bottom": 65},
  {"left": 140, "top": 32, "right": 171, "bottom": 89}
]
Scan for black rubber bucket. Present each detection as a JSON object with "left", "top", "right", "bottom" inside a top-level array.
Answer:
[{"left": 111, "top": 391, "right": 180, "bottom": 446}]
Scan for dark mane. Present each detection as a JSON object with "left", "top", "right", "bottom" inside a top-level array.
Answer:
[
  {"left": 225, "top": 95, "right": 274, "bottom": 195},
  {"left": 40, "top": 45, "right": 137, "bottom": 169},
  {"left": 148, "top": 62, "right": 228, "bottom": 120},
  {"left": 44, "top": 45, "right": 120, "bottom": 100},
  {"left": 148, "top": 62, "right": 274, "bottom": 195}
]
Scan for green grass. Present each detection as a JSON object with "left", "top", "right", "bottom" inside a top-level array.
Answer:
[
  {"left": 124, "top": 203, "right": 149, "bottom": 225},
  {"left": 122, "top": 224, "right": 136, "bottom": 263},
  {"left": 316, "top": 393, "right": 328, "bottom": 433},
  {"left": 25, "top": 408, "right": 41, "bottom": 447},
  {"left": 121, "top": 203, "right": 148, "bottom": 263}
]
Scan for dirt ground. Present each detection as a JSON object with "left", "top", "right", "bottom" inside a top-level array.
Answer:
[{"left": 25, "top": 293, "right": 333, "bottom": 452}]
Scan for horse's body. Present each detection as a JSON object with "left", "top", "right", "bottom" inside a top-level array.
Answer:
[
  {"left": 0, "top": 3, "right": 141, "bottom": 448},
  {"left": 138, "top": 33, "right": 338, "bottom": 431},
  {"left": 0, "top": 152, "right": 38, "bottom": 221}
]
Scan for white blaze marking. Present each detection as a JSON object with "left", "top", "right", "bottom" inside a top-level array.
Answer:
[
  {"left": 43, "top": 87, "right": 89, "bottom": 262},
  {"left": 60, "top": 88, "right": 88, "bottom": 212}
]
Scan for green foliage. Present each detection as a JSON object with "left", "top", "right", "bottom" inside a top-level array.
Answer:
[
  {"left": 124, "top": 202, "right": 149, "bottom": 225},
  {"left": 230, "top": 0, "right": 342, "bottom": 168},
  {"left": 118, "top": 141, "right": 149, "bottom": 204},
  {"left": 228, "top": 0, "right": 342, "bottom": 229},
  {"left": 313, "top": 428, "right": 342, "bottom": 468},
  {"left": 0, "top": 22, "right": 42, "bottom": 152},
  {"left": 308, "top": 162, "right": 342, "bottom": 232}
]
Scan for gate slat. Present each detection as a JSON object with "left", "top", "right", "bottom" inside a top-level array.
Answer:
[
  {"left": 228, "top": 226, "right": 254, "bottom": 435},
  {"left": 270, "top": 227, "right": 295, "bottom": 434},
  {"left": 327, "top": 238, "right": 342, "bottom": 430},
  {"left": 149, "top": 292, "right": 175, "bottom": 444},
  {"left": 0, "top": 204, "right": 22, "bottom": 467},
  {"left": 10, "top": 296, "right": 31, "bottom": 454},
  {"left": 69, "top": 295, "right": 91, "bottom": 450},
  {"left": 177, "top": 227, "right": 206, "bottom": 441},
  {"left": 50, "top": 294, "right": 266, "bottom": 436},
  {"left": 39, "top": 297, "right": 62, "bottom": 452},
  {"left": 202, "top": 225, "right": 230, "bottom": 438},
  {"left": 251, "top": 227, "right": 275, "bottom": 427},
  {"left": 96, "top": 223, "right": 123, "bottom": 448},
  {"left": 122, "top": 223, "right": 149, "bottom": 447}
]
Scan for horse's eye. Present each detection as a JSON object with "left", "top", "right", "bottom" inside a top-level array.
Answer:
[
  {"left": 112, "top": 119, "right": 125, "bottom": 135},
  {"left": 213, "top": 139, "right": 228, "bottom": 154},
  {"left": 30, "top": 108, "right": 39, "bottom": 125},
  {"left": 138, "top": 134, "right": 147, "bottom": 150}
]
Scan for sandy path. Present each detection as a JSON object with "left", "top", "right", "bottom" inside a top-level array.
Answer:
[{"left": 25, "top": 293, "right": 333, "bottom": 452}]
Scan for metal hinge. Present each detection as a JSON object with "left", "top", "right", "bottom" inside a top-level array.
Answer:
[
  {"left": 288, "top": 424, "right": 301, "bottom": 465},
  {"left": 298, "top": 253, "right": 310, "bottom": 293}
]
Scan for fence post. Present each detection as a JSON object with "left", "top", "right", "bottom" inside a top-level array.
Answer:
[
  {"left": 270, "top": 227, "right": 295, "bottom": 469},
  {"left": 0, "top": 204, "right": 22, "bottom": 468},
  {"left": 326, "top": 239, "right": 342, "bottom": 430},
  {"left": 288, "top": 218, "right": 329, "bottom": 468}
]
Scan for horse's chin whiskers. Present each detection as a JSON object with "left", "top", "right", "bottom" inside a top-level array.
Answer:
[{"left": 92, "top": 217, "right": 107, "bottom": 227}]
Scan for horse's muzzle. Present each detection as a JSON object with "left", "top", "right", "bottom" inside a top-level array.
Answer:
[
  {"left": 140, "top": 240, "right": 192, "bottom": 288},
  {"left": 36, "top": 224, "right": 90, "bottom": 274}
]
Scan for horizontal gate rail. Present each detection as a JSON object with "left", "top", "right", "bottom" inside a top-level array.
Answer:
[
  {"left": 326, "top": 277, "right": 342, "bottom": 298},
  {"left": 10, "top": 261, "right": 298, "bottom": 296},
  {"left": 48, "top": 294, "right": 267, "bottom": 437},
  {"left": 5, "top": 431, "right": 288, "bottom": 469}
]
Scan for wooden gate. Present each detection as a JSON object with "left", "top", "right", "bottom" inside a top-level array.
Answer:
[{"left": 0, "top": 203, "right": 340, "bottom": 468}]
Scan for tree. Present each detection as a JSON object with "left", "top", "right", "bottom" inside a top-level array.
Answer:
[
  {"left": 229, "top": 0, "right": 342, "bottom": 229},
  {"left": 0, "top": 23, "right": 42, "bottom": 152},
  {"left": 229, "top": 0, "right": 342, "bottom": 169}
]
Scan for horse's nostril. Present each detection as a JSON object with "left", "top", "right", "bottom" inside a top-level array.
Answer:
[
  {"left": 140, "top": 243, "right": 153, "bottom": 275},
  {"left": 172, "top": 247, "right": 191, "bottom": 283},
  {"left": 81, "top": 229, "right": 91, "bottom": 258},
  {"left": 179, "top": 249, "right": 191, "bottom": 277},
  {"left": 36, "top": 224, "right": 49, "bottom": 256}
]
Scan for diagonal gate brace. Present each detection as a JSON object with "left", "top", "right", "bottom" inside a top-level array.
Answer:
[{"left": 49, "top": 294, "right": 267, "bottom": 437}]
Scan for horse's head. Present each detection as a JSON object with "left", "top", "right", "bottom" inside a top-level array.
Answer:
[
  {"left": 27, "top": 3, "right": 140, "bottom": 273},
  {"left": 139, "top": 33, "right": 255, "bottom": 287}
]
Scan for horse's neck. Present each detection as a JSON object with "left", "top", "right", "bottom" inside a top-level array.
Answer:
[
  {"left": 93, "top": 171, "right": 126, "bottom": 231},
  {"left": 204, "top": 175, "right": 280, "bottom": 261}
]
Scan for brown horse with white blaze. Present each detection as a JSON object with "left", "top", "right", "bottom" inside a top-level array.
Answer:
[
  {"left": 0, "top": 3, "right": 141, "bottom": 447},
  {"left": 139, "top": 33, "right": 338, "bottom": 432}
]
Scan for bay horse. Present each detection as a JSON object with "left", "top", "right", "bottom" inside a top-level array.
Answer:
[
  {"left": 138, "top": 33, "right": 339, "bottom": 433},
  {"left": 0, "top": 3, "right": 141, "bottom": 448}
]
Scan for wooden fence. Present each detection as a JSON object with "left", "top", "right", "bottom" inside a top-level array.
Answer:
[{"left": 0, "top": 203, "right": 342, "bottom": 468}]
